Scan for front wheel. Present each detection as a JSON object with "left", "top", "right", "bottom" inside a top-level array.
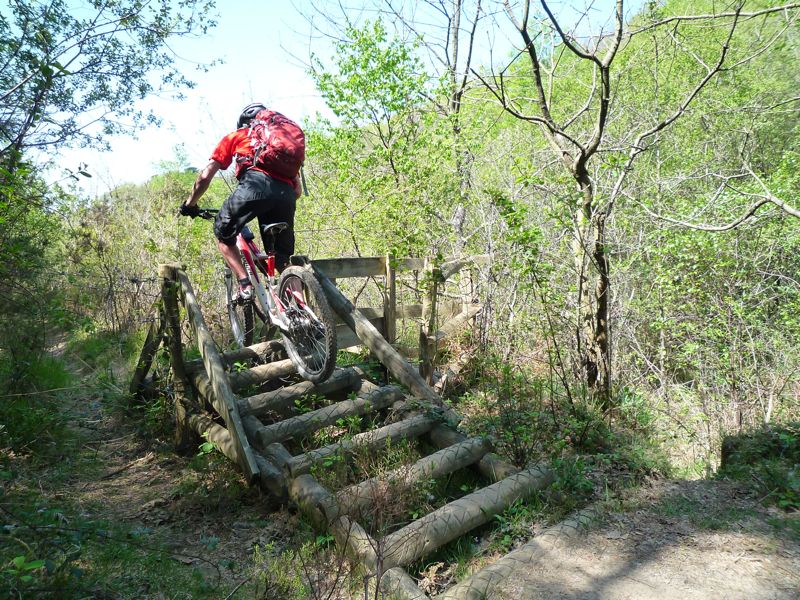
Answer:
[
  {"left": 278, "top": 266, "right": 337, "bottom": 383},
  {"left": 225, "top": 268, "right": 255, "bottom": 348}
]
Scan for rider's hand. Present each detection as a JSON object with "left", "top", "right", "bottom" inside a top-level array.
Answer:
[{"left": 178, "top": 203, "right": 200, "bottom": 218}]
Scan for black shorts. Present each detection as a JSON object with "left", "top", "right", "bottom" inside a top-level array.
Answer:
[{"left": 214, "top": 169, "right": 297, "bottom": 269}]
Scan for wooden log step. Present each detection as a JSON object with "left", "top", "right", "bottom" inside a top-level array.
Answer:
[
  {"left": 380, "top": 463, "right": 554, "bottom": 569},
  {"left": 237, "top": 367, "right": 362, "bottom": 418},
  {"left": 186, "top": 411, "right": 284, "bottom": 497},
  {"left": 336, "top": 437, "right": 493, "bottom": 517},
  {"left": 428, "top": 424, "right": 519, "bottom": 483},
  {"left": 185, "top": 340, "right": 285, "bottom": 372},
  {"left": 285, "top": 413, "right": 437, "bottom": 478},
  {"left": 228, "top": 359, "right": 296, "bottom": 392},
  {"left": 248, "top": 385, "right": 405, "bottom": 448}
]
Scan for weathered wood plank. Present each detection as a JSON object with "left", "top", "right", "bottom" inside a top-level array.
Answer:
[
  {"left": 312, "top": 257, "right": 385, "bottom": 278},
  {"left": 336, "top": 319, "right": 384, "bottom": 349},
  {"left": 129, "top": 304, "right": 166, "bottom": 398},
  {"left": 314, "top": 267, "right": 441, "bottom": 405},
  {"left": 171, "top": 266, "right": 260, "bottom": 483}
]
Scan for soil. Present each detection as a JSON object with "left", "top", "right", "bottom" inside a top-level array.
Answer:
[
  {"left": 55, "top": 350, "right": 800, "bottom": 599},
  {"left": 494, "top": 479, "right": 800, "bottom": 600}
]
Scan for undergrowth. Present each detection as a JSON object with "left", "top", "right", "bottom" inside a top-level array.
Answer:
[{"left": 718, "top": 424, "right": 800, "bottom": 511}]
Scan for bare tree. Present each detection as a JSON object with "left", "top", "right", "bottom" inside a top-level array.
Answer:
[{"left": 476, "top": 0, "right": 799, "bottom": 406}]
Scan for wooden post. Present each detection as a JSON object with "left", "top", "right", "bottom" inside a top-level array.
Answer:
[
  {"left": 384, "top": 255, "right": 397, "bottom": 344},
  {"left": 168, "top": 266, "right": 260, "bottom": 483},
  {"left": 419, "top": 259, "right": 440, "bottom": 385},
  {"left": 159, "top": 265, "right": 195, "bottom": 453},
  {"left": 129, "top": 301, "right": 166, "bottom": 399}
]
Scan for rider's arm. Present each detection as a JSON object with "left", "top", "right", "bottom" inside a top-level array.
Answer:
[{"left": 185, "top": 160, "right": 222, "bottom": 207}]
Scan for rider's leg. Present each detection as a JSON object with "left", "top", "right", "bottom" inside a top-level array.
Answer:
[
  {"left": 218, "top": 239, "right": 247, "bottom": 281},
  {"left": 215, "top": 174, "right": 263, "bottom": 296},
  {"left": 255, "top": 178, "right": 296, "bottom": 271}
]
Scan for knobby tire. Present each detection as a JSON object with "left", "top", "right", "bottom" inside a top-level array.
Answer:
[
  {"left": 225, "top": 268, "right": 255, "bottom": 348},
  {"left": 278, "top": 266, "right": 336, "bottom": 383}
]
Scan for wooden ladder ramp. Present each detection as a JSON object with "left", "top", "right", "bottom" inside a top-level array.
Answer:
[
  {"left": 133, "top": 264, "right": 555, "bottom": 599},
  {"left": 187, "top": 348, "right": 554, "bottom": 599}
]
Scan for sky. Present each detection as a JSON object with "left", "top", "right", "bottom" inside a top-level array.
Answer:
[
  {"left": 54, "top": 0, "right": 332, "bottom": 197},
  {"left": 50, "top": 0, "right": 644, "bottom": 198}
]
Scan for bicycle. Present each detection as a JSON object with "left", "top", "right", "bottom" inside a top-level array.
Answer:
[{"left": 194, "top": 208, "right": 337, "bottom": 384}]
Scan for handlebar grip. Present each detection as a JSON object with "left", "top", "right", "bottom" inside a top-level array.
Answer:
[{"left": 197, "top": 208, "right": 219, "bottom": 220}]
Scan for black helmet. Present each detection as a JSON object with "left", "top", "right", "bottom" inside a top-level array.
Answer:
[{"left": 237, "top": 102, "right": 265, "bottom": 128}]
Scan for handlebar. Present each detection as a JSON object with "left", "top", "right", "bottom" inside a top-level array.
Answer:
[{"left": 196, "top": 208, "right": 218, "bottom": 220}]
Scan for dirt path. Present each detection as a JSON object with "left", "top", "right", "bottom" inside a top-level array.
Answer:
[
  {"left": 494, "top": 479, "right": 800, "bottom": 600},
  {"left": 53, "top": 344, "right": 295, "bottom": 595}
]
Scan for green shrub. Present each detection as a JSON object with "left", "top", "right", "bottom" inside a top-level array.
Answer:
[
  {"left": 0, "top": 354, "right": 71, "bottom": 453},
  {"left": 719, "top": 424, "right": 800, "bottom": 510}
]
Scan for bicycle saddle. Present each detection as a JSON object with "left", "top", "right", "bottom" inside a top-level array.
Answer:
[{"left": 261, "top": 222, "right": 289, "bottom": 236}]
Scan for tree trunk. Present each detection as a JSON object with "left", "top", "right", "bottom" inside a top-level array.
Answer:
[{"left": 573, "top": 176, "right": 611, "bottom": 408}]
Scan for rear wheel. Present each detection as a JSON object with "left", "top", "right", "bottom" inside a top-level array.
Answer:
[
  {"left": 225, "top": 268, "right": 255, "bottom": 348},
  {"left": 278, "top": 266, "right": 337, "bottom": 383}
]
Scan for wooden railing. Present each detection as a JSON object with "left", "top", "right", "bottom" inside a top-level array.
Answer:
[{"left": 311, "top": 254, "right": 491, "bottom": 380}]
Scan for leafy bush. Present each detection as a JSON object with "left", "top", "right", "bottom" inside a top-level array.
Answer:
[
  {"left": 0, "top": 354, "right": 71, "bottom": 453},
  {"left": 719, "top": 424, "right": 800, "bottom": 510}
]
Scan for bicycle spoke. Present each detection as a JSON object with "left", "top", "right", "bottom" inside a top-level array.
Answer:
[{"left": 278, "top": 267, "right": 336, "bottom": 383}]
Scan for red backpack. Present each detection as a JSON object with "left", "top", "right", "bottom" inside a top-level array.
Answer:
[{"left": 247, "top": 109, "right": 305, "bottom": 179}]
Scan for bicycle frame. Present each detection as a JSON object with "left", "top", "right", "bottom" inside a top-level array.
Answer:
[
  {"left": 196, "top": 208, "right": 314, "bottom": 337},
  {"left": 234, "top": 226, "right": 292, "bottom": 333}
]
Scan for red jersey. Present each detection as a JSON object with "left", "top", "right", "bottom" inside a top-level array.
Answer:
[{"left": 210, "top": 129, "right": 300, "bottom": 195}]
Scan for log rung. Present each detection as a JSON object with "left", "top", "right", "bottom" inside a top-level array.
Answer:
[
  {"left": 250, "top": 384, "right": 405, "bottom": 448},
  {"left": 336, "top": 436, "right": 493, "bottom": 517},
  {"left": 285, "top": 413, "right": 437, "bottom": 478}
]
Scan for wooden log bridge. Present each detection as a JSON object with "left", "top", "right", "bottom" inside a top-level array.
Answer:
[{"left": 130, "top": 255, "right": 556, "bottom": 599}]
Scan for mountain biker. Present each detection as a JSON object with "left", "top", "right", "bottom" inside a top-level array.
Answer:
[{"left": 180, "top": 102, "right": 302, "bottom": 300}]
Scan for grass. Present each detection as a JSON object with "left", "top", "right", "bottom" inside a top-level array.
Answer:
[
  {"left": 655, "top": 495, "right": 758, "bottom": 531},
  {"left": 0, "top": 329, "right": 264, "bottom": 599},
  {"left": 718, "top": 424, "right": 800, "bottom": 511},
  {"left": 0, "top": 491, "right": 229, "bottom": 598}
]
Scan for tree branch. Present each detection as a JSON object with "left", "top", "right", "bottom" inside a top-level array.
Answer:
[
  {"left": 633, "top": 196, "right": 772, "bottom": 232},
  {"left": 628, "top": 3, "right": 800, "bottom": 37}
]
